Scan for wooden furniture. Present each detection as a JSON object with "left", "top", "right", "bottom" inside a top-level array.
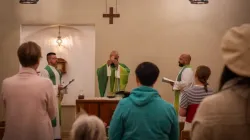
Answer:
[
  {"left": 179, "top": 122, "right": 191, "bottom": 140},
  {"left": 0, "top": 121, "right": 5, "bottom": 140},
  {"left": 181, "top": 130, "right": 190, "bottom": 140},
  {"left": 76, "top": 98, "right": 120, "bottom": 125},
  {"left": 57, "top": 58, "right": 67, "bottom": 74},
  {"left": 179, "top": 122, "right": 185, "bottom": 140},
  {"left": 179, "top": 122, "right": 184, "bottom": 132}
]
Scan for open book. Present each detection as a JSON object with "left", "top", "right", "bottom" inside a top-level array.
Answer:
[{"left": 162, "top": 77, "right": 175, "bottom": 84}]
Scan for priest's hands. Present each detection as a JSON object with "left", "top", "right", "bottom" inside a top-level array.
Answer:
[
  {"left": 107, "top": 59, "right": 118, "bottom": 67},
  {"left": 169, "top": 82, "right": 174, "bottom": 87},
  {"left": 107, "top": 60, "right": 113, "bottom": 66},
  {"left": 58, "top": 85, "right": 64, "bottom": 90}
]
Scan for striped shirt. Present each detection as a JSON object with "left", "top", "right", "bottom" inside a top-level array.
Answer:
[{"left": 180, "top": 85, "right": 213, "bottom": 109}]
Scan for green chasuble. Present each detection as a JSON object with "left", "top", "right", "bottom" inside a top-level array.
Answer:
[
  {"left": 97, "top": 63, "right": 130, "bottom": 97},
  {"left": 174, "top": 65, "right": 191, "bottom": 115},
  {"left": 45, "top": 65, "right": 62, "bottom": 127}
]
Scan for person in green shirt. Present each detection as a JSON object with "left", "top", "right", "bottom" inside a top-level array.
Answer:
[
  {"left": 40, "top": 52, "right": 64, "bottom": 140},
  {"left": 97, "top": 51, "right": 130, "bottom": 97}
]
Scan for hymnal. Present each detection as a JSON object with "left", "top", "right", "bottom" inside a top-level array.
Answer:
[{"left": 162, "top": 77, "right": 174, "bottom": 84}]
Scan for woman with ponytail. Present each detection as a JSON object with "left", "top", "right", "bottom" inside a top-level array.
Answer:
[{"left": 179, "top": 65, "right": 213, "bottom": 130}]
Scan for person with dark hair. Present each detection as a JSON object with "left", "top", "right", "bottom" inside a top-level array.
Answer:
[
  {"left": 109, "top": 62, "right": 179, "bottom": 140},
  {"left": 179, "top": 65, "right": 213, "bottom": 130},
  {"left": 191, "top": 24, "right": 250, "bottom": 140},
  {"left": 40, "top": 52, "right": 64, "bottom": 140},
  {"left": 1, "top": 42, "right": 56, "bottom": 140}
]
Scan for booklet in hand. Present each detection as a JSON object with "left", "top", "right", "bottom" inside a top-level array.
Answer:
[{"left": 162, "top": 77, "right": 174, "bottom": 84}]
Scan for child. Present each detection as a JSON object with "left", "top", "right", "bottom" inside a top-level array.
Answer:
[{"left": 179, "top": 65, "right": 213, "bottom": 130}]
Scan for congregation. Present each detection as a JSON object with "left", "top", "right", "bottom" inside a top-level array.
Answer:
[{"left": 1, "top": 23, "right": 250, "bottom": 140}]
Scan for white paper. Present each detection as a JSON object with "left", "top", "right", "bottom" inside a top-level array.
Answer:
[{"left": 162, "top": 77, "right": 174, "bottom": 83}]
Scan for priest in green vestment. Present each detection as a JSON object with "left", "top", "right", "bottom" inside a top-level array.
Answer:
[
  {"left": 40, "top": 52, "right": 64, "bottom": 140},
  {"left": 97, "top": 51, "right": 130, "bottom": 97},
  {"left": 172, "top": 54, "right": 194, "bottom": 118}
]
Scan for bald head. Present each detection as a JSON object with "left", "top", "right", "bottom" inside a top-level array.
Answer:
[
  {"left": 109, "top": 50, "right": 119, "bottom": 61},
  {"left": 110, "top": 51, "right": 118, "bottom": 56},
  {"left": 181, "top": 54, "right": 191, "bottom": 62},
  {"left": 178, "top": 54, "right": 191, "bottom": 67}
]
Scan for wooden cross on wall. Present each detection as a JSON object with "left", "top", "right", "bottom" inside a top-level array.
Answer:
[{"left": 103, "top": 7, "right": 120, "bottom": 24}]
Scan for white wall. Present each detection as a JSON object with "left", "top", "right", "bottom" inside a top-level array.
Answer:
[{"left": 20, "top": 25, "right": 96, "bottom": 105}]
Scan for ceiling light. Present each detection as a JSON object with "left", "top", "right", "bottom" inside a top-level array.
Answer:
[
  {"left": 190, "top": 0, "right": 208, "bottom": 4},
  {"left": 19, "top": 0, "right": 39, "bottom": 4}
]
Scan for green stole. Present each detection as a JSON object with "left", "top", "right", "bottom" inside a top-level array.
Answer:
[
  {"left": 97, "top": 63, "right": 130, "bottom": 97},
  {"left": 174, "top": 65, "right": 191, "bottom": 115},
  {"left": 45, "top": 65, "right": 62, "bottom": 127}
]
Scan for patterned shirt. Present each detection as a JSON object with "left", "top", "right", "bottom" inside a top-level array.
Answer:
[{"left": 180, "top": 85, "right": 213, "bottom": 109}]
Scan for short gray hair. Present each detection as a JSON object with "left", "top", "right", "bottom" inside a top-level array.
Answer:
[
  {"left": 110, "top": 50, "right": 119, "bottom": 56},
  {"left": 70, "top": 114, "right": 106, "bottom": 140}
]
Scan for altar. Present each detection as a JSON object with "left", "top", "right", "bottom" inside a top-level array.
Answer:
[{"left": 76, "top": 97, "right": 121, "bottom": 125}]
